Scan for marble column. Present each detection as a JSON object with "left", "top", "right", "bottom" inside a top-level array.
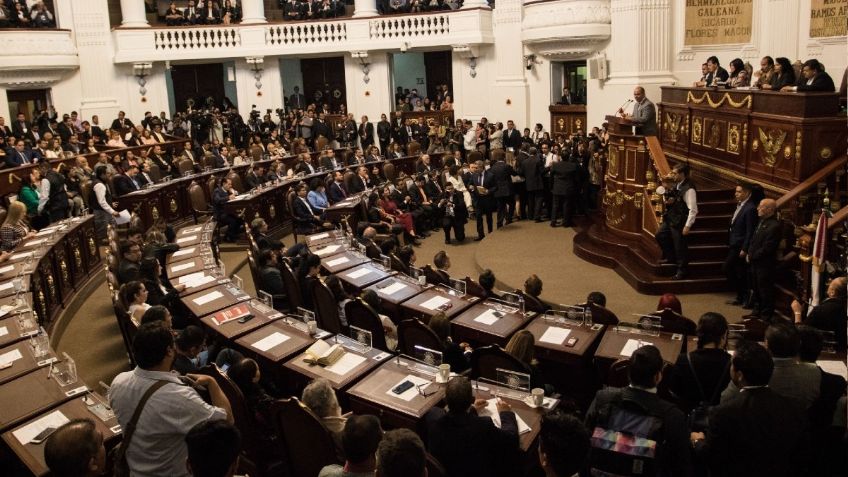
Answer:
[
  {"left": 352, "top": 0, "right": 378, "bottom": 18},
  {"left": 119, "top": 0, "right": 149, "bottom": 28},
  {"left": 240, "top": 0, "right": 267, "bottom": 24}
]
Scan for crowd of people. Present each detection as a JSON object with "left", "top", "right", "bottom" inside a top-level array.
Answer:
[
  {"left": 161, "top": 0, "right": 244, "bottom": 25},
  {"left": 0, "top": 0, "right": 55, "bottom": 28},
  {"left": 693, "top": 55, "right": 838, "bottom": 93}
]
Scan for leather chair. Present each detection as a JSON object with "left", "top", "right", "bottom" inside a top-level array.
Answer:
[
  {"left": 407, "top": 141, "right": 421, "bottom": 156},
  {"left": 422, "top": 264, "right": 448, "bottom": 287},
  {"left": 515, "top": 290, "right": 548, "bottom": 313},
  {"left": 469, "top": 345, "right": 531, "bottom": 382},
  {"left": 111, "top": 291, "right": 135, "bottom": 368},
  {"left": 587, "top": 302, "right": 620, "bottom": 326},
  {"left": 397, "top": 318, "right": 444, "bottom": 357},
  {"left": 188, "top": 181, "right": 213, "bottom": 225},
  {"left": 271, "top": 398, "right": 341, "bottom": 477},
  {"left": 389, "top": 253, "right": 409, "bottom": 276},
  {"left": 463, "top": 276, "right": 487, "bottom": 299},
  {"left": 606, "top": 358, "right": 631, "bottom": 388},
  {"left": 310, "top": 279, "right": 344, "bottom": 335},
  {"left": 177, "top": 158, "right": 194, "bottom": 176},
  {"left": 344, "top": 299, "right": 388, "bottom": 352},
  {"left": 654, "top": 308, "right": 697, "bottom": 336},
  {"left": 285, "top": 189, "right": 304, "bottom": 243},
  {"left": 279, "top": 260, "right": 302, "bottom": 313},
  {"left": 490, "top": 149, "right": 506, "bottom": 163},
  {"left": 147, "top": 163, "right": 162, "bottom": 183},
  {"left": 383, "top": 162, "right": 397, "bottom": 182},
  {"left": 80, "top": 181, "right": 92, "bottom": 209},
  {"left": 246, "top": 249, "right": 263, "bottom": 296},
  {"left": 343, "top": 171, "right": 356, "bottom": 193},
  {"left": 315, "top": 136, "right": 329, "bottom": 152}
]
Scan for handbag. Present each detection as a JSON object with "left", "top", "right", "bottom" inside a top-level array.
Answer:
[
  {"left": 686, "top": 353, "right": 730, "bottom": 432},
  {"left": 110, "top": 380, "right": 169, "bottom": 477}
]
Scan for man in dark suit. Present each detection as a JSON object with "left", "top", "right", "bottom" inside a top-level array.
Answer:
[
  {"left": 5, "top": 138, "right": 35, "bottom": 167},
  {"left": 438, "top": 182, "right": 467, "bottom": 244},
  {"left": 425, "top": 377, "right": 519, "bottom": 477},
  {"left": 519, "top": 148, "right": 545, "bottom": 221},
  {"left": 782, "top": 58, "right": 836, "bottom": 92},
  {"left": 183, "top": 0, "right": 201, "bottom": 24},
  {"left": 113, "top": 164, "right": 142, "bottom": 197},
  {"left": 257, "top": 249, "right": 286, "bottom": 298},
  {"left": 550, "top": 157, "right": 580, "bottom": 227},
  {"left": 212, "top": 177, "right": 243, "bottom": 242},
  {"left": 397, "top": 119, "right": 414, "bottom": 147},
  {"left": 149, "top": 145, "right": 175, "bottom": 178},
  {"left": 289, "top": 86, "right": 306, "bottom": 110},
  {"left": 198, "top": 1, "right": 220, "bottom": 24},
  {"left": 292, "top": 184, "right": 323, "bottom": 233},
  {"left": 319, "top": 149, "right": 341, "bottom": 170},
  {"left": 358, "top": 115, "right": 374, "bottom": 151},
  {"left": 359, "top": 226, "right": 382, "bottom": 259},
  {"left": 327, "top": 171, "right": 348, "bottom": 203},
  {"left": 692, "top": 341, "right": 809, "bottom": 477},
  {"left": 621, "top": 86, "right": 657, "bottom": 136},
  {"left": 724, "top": 181, "right": 758, "bottom": 305},
  {"left": 415, "top": 154, "right": 434, "bottom": 175},
  {"left": 585, "top": 345, "right": 691, "bottom": 476},
  {"left": 746, "top": 198, "right": 781, "bottom": 320},
  {"left": 696, "top": 55, "right": 729, "bottom": 87},
  {"left": 348, "top": 166, "right": 371, "bottom": 194},
  {"left": 11, "top": 112, "right": 30, "bottom": 138},
  {"left": 502, "top": 120, "right": 522, "bottom": 151},
  {"left": 407, "top": 175, "right": 435, "bottom": 229},
  {"left": 489, "top": 156, "right": 514, "bottom": 228},
  {"left": 312, "top": 113, "right": 332, "bottom": 142},
  {"left": 245, "top": 164, "right": 267, "bottom": 190},
  {"left": 294, "top": 153, "right": 316, "bottom": 176},
  {"left": 377, "top": 114, "right": 392, "bottom": 157},
  {"left": 117, "top": 239, "right": 142, "bottom": 285},
  {"left": 110, "top": 111, "right": 133, "bottom": 132},
  {"left": 467, "top": 161, "right": 495, "bottom": 240},
  {"left": 56, "top": 114, "right": 74, "bottom": 144},
  {"left": 793, "top": 276, "right": 848, "bottom": 350}
]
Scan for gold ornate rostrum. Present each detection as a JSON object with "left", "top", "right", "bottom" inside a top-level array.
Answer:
[
  {"left": 608, "top": 146, "right": 619, "bottom": 178},
  {"left": 60, "top": 260, "right": 69, "bottom": 284},
  {"left": 74, "top": 249, "right": 82, "bottom": 268},
  {"left": 757, "top": 127, "right": 787, "bottom": 167},
  {"left": 686, "top": 91, "right": 752, "bottom": 109},
  {"left": 269, "top": 205, "right": 276, "bottom": 219},
  {"left": 665, "top": 113, "right": 681, "bottom": 142}
]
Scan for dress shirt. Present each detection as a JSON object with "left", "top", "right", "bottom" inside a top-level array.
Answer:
[
  {"left": 93, "top": 182, "right": 117, "bottom": 214},
  {"left": 109, "top": 368, "right": 227, "bottom": 477},
  {"left": 544, "top": 153, "right": 558, "bottom": 169},
  {"left": 37, "top": 177, "right": 50, "bottom": 214},
  {"left": 731, "top": 197, "right": 749, "bottom": 224},
  {"left": 677, "top": 182, "right": 698, "bottom": 228},
  {"left": 463, "top": 129, "right": 476, "bottom": 151}
]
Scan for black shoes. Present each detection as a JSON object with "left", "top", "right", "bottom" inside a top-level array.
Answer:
[{"left": 474, "top": 236, "right": 484, "bottom": 241}]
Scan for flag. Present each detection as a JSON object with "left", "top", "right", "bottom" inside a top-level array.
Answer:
[{"left": 809, "top": 212, "right": 828, "bottom": 308}]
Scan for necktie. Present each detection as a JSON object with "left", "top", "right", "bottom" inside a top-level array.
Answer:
[
  {"left": 479, "top": 172, "right": 483, "bottom": 186},
  {"left": 339, "top": 183, "right": 346, "bottom": 198},
  {"left": 20, "top": 152, "right": 27, "bottom": 164},
  {"left": 132, "top": 178, "right": 140, "bottom": 190}
]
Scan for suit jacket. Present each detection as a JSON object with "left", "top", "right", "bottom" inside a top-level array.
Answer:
[
  {"left": 113, "top": 174, "right": 140, "bottom": 197},
  {"left": 805, "top": 296, "right": 848, "bottom": 350},
  {"left": 212, "top": 187, "right": 231, "bottom": 221},
  {"left": 348, "top": 175, "right": 370, "bottom": 194},
  {"left": 701, "top": 387, "right": 809, "bottom": 477},
  {"left": 469, "top": 170, "right": 497, "bottom": 211},
  {"left": 149, "top": 153, "right": 173, "bottom": 174},
  {"left": 117, "top": 260, "right": 140, "bottom": 285},
  {"left": 110, "top": 118, "right": 133, "bottom": 131},
  {"left": 4, "top": 148, "right": 35, "bottom": 167},
  {"left": 289, "top": 93, "right": 307, "bottom": 110},
  {"left": 502, "top": 129, "right": 522, "bottom": 150},
  {"left": 292, "top": 196, "right": 317, "bottom": 225},
  {"left": 518, "top": 153, "right": 544, "bottom": 191},
  {"left": 259, "top": 265, "right": 286, "bottom": 296},
  {"left": 747, "top": 215, "right": 781, "bottom": 264},
  {"left": 56, "top": 123, "right": 74, "bottom": 143},
  {"left": 245, "top": 172, "right": 266, "bottom": 190},
  {"left": 377, "top": 120, "right": 392, "bottom": 144},
  {"left": 728, "top": 199, "right": 757, "bottom": 252},
  {"left": 796, "top": 71, "right": 836, "bottom": 92},
  {"left": 294, "top": 160, "right": 316, "bottom": 176},
  {"left": 362, "top": 238, "right": 381, "bottom": 260},
  {"left": 11, "top": 120, "right": 30, "bottom": 138},
  {"left": 426, "top": 409, "right": 519, "bottom": 477},
  {"left": 327, "top": 181, "right": 348, "bottom": 203},
  {"left": 550, "top": 159, "right": 579, "bottom": 195},
  {"left": 320, "top": 155, "right": 341, "bottom": 170},
  {"left": 488, "top": 161, "right": 514, "bottom": 198},
  {"left": 312, "top": 120, "right": 331, "bottom": 139},
  {"left": 358, "top": 122, "right": 374, "bottom": 149},
  {"left": 631, "top": 98, "right": 658, "bottom": 135}
]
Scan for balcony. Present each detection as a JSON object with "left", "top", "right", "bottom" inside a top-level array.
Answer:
[
  {"left": 112, "top": 9, "right": 494, "bottom": 63},
  {"left": 522, "top": 0, "right": 610, "bottom": 57},
  {"left": 0, "top": 29, "right": 78, "bottom": 87}
]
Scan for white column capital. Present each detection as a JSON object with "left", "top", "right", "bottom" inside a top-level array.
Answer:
[
  {"left": 119, "top": 0, "right": 149, "bottom": 28},
  {"left": 240, "top": 0, "right": 267, "bottom": 24},
  {"left": 352, "top": 0, "right": 378, "bottom": 18}
]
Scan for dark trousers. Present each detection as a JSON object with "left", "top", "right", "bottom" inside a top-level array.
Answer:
[
  {"left": 656, "top": 222, "right": 688, "bottom": 271},
  {"left": 750, "top": 260, "right": 776, "bottom": 318},
  {"left": 443, "top": 218, "right": 465, "bottom": 242},
  {"left": 723, "top": 246, "right": 748, "bottom": 301},
  {"left": 219, "top": 213, "right": 242, "bottom": 241},
  {"left": 550, "top": 193, "right": 575, "bottom": 226},
  {"left": 476, "top": 210, "right": 493, "bottom": 237},
  {"left": 496, "top": 196, "right": 511, "bottom": 227},
  {"left": 587, "top": 183, "right": 600, "bottom": 211},
  {"left": 513, "top": 182, "right": 526, "bottom": 220},
  {"left": 526, "top": 189, "right": 543, "bottom": 220},
  {"left": 48, "top": 208, "right": 68, "bottom": 224}
]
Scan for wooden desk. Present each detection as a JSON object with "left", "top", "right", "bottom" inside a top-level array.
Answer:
[
  {"left": 233, "top": 319, "right": 315, "bottom": 364},
  {"left": 166, "top": 244, "right": 206, "bottom": 266},
  {"left": 0, "top": 340, "right": 57, "bottom": 385},
  {"left": 347, "top": 356, "right": 445, "bottom": 431},
  {"left": 451, "top": 301, "right": 536, "bottom": 348},
  {"left": 336, "top": 262, "right": 396, "bottom": 292},
  {"left": 320, "top": 251, "right": 370, "bottom": 275},
  {"left": 0, "top": 368, "right": 73, "bottom": 432},
  {"left": 174, "top": 232, "right": 204, "bottom": 248},
  {"left": 166, "top": 257, "right": 210, "bottom": 279},
  {"left": 200, "top": 300, "right": 285, "bottom": 341},
  {"left": 304, "top": 231, "right": 344, "bottom": 248},
  {"left": 311, "top": 242, "right": 346, "bottom": 258},
  {"left": 524, "top": 317, "right": 606, "bottom": 364},
  {"left": 0, "top": 262, "right": 27, "bottom": 281},
  {"left": 183, "top": 283, "right": 251, "bottom": 317},
  {"left": 0, "top": 310, "right": 38, "bottom": 349},
  {"left": 324, "top": 194, "right": 365, "bottom": 229},
  {"left": 467, "top": 380, "right": 558, "bottom": 452},
  {"left": 0, "top": 277, "right": 29, "bottom": 298},
  {"left": 2, "top": 394, "right": 120, "bottom": 477},
  {"left": 177, "top": 224, "right": 208, "bottom": 238},
  {"left": 283, "top": 334, "right": 389, "bottom": 391},
  {"left": 595, "top": 327, "right": 695, "bottom": 364},
  {"left": 400, "top": 286, "right": 479, "bottom": 323}
]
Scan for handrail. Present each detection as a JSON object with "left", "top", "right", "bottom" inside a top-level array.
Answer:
[
  {"left": 776, "top": 155, "right": 847, "bottom": 209},
  {"left": 644, "top": 136, "right": 671, "bottom": 178},
  {"left": 827, "top": 205, "right": 848, "bottom": 230}
]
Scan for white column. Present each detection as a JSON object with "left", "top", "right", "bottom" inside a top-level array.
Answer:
[
  {"left": 240, "top": 0, "right": 267, "bottom": 24},
  {"left": 119, "top": 0, "right": 149, "bottom": 28},
  {"left": 71, "top": 0, "right": 121, "bottom": 118},
  {"left": 462, "top": 0, "right": 490, "bottom": 10},
  {"left": 352, "top": 0, "right": 378, "bottom": 18}
]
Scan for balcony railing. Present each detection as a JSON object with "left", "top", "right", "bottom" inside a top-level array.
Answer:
[
  {"left": 112, "top": 9, "right": 493, "bottom": 63},
  {"left": 0, "top": 28, "right": 78, "bottom": 68}
]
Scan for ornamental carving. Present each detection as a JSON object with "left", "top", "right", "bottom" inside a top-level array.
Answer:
[
  {"left": 665, "top": 113, "right": 681, "bottom": 142},
  {"left": 757, "top": 128, "right": 787, "bottom": 167},
  {"left": 691, "top": 118, "right": 702, "bottom": 145},
  {"left": 608, "top": 147, "right": 619, "bottom": 178},
  {"left": 686, "top": 91, "right": 752, "bottom": 109},
  {"left": 727, "top": 125, "right": 740, "bottom": 154},
  {"left": 170, "top": 199, "right": 178, "bottom": 213}
]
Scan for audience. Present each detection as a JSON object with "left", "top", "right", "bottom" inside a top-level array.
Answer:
[
  {"left": 376, "top": 428, "right": 427, "bottom": 477},
  {"left": 537, "top": 411, "right": 590, "bottom": 477},
  {"left": 172, "top": 325, "right": 206, "bottom": 374},
  {"left": 44, "top": 419, "right": 107, "bottom": 477},
  {"left": 319, "top": 414, "right": 384, "bottom": 477},
  {"left": 185, "top": 420, "right": 242, "bottom": 477}
]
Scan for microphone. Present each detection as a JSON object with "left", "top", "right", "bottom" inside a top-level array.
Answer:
[{"left": 617, "top": 99, "right": 633, "bottom": 116}]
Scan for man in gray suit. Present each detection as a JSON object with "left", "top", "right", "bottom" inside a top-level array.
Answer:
[{"left": 622, "top": 86, "right": 657, "bottom": 136}]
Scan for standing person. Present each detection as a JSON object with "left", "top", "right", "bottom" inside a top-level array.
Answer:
[
  {"left": 468, "top": 160, "right": 495, "bottom": 241},
  {"left": 489, "top": 153, "right": 514, "bottom": 228},
  {"left": 89, "top": 165, "right": 120, "bottom": 241},
  {"left": 519, "top": 147, "right": 545, "bottom": 221},
  {"left": 377, "top": 113, "right": 392, "bottom": 156},
  {"left": 438, "top": 182, "right": 467, "bottom": 244},
  {"left": 655, "top": 163, "right": 698, "bottom": 280},
  {"left": 725, "top": 181, "right": 758, "bottom": 306},
  {"left": 358, "top": 115, "right": 374, "bottom": 151},
  {"left": 746, "top": 198, "right": 781, "bottom": 321},
  {"left": 619, "top": 86, "right": 657, "bottom": 136},
  {"left": 549, "top": 155, "right": 579, "bottom": 228}
]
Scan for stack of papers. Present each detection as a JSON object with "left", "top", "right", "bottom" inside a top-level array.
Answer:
[
  {"left": 170, "top": 262, "right": 195, "bottom": 273},
  {"left": 477, "top": 398, "right": 531, "bottom": 434},
  {"left": 12, "top": 410, "right": 70, "bottom": 445},
  {"left": 346, "top": 268, "right": 372, "bottom": 280},
  {"left": 420, "top": 295, "right": 450, "bottom": 311},
  {"left": 192, "top": 290, "right": 224, "bottom": 306},
  {"left": 252, "top": 332, "right": 290, "bottom": 352},
  {"left": 539, "top": 327, "right": 571, "bottom": 345},
  {"left": 324, "top": 353, "right": 367, "bottom": 376},
  {"left": 379, "top": 282, "right": 407, "bottom": 296},
  {"left": 0, "top": 348, "right": 23, "bottom": 367},
  {"left": 620, "top": 339, "right": 653, "bottom": 357},
  {"left": 473, "top": 309, "right": 501, "bottom": 325},
  {"left": 171, "top": 247, "right": 196, "bottom": 258},
  {"left": 326, "top": 256, "right": 350, "bottom": 268},
  {"left": 176, "top": 235, "right": 198, "bottom": 244},
  {"left": 818, "top": 360, "right": 848, "bottom": 379},
  {"left": 315, "top": 244, "right": 341, "bottom": 257}
]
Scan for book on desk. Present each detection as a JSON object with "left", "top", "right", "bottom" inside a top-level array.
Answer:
[{"left": 303, "top": 339, "right": 345, "bottom": 366}]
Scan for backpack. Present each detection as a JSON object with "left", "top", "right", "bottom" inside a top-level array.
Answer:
[{"left": 588, "top": 391, "right": 670, "bottom": 476}]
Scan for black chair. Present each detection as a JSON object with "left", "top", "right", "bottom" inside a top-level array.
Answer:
[
  {"left": 390, "top": 253, "right": 409, "bottom": 275},
  {"left": 271, "top": 398, "right": 341, "bottom": 477},
  {"left": 515, "top": 290, "right": 548, "bottom": 313},
  {"left": 311, "top": 279, "right": 345, "bottom": 335},
  {"left": 469, "top": 345, "right": 531, "bottom": 382},
  {"left": 423, "top": 264, "right": 449, "bottom": 286},
  {"left": 397, "top": 318, "right": 444, "bottom": 357},
  {"left": 653, "top": 308, "right": 697, "bottom": 336},
  {"left": 606, "top": 358, "right": 631, "bottom": 387},
  {"left": 463, "top": 276, "right": 487, "bottom": 299},
  {"left": 587, "top": 302, "right": 620, "bottom": 326},
  {"left": 279, "top": 260, "right": 302, "bottom": 313},
  {"left": 111, "top": 291, "right": 135, "bottom": 368},
  {"left": 345, "top": 299, "right": 389, "bottom": 352}
]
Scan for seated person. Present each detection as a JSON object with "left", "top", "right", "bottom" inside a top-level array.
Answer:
[
  {"left": 782, "top": 58, "right": 836, "bottom": 92},
  {"left": 212, "top": 177, "right": 243, "bottom": 243},
  {"left": 302, "top": 378, "right": 349, "bottom": 458},
  {"left": 250, "top": 218, "right": 283, "bottom": 251},
  {"left": 307, "top": 178, "right": 329, "bottom": 215},
  {"left": 297, "top": 253, "right": 322, "bottom": 310},
  {"left": 245, "top": 164, "right": 267, "bottom": 190},
  {"left": 359, "top": 226, "right": 382, "bottom": 260},
  {"left": 138, "top": 257, "right": 185, "bottom": 320},
  {"left": 537, "top": 412, "right": 591, "bottom": 477},
  {"left": 292, "top": 183, "right": 326, "bottom": 233},
  {"left": 257, "top": 249, "right": 286, "bottom": 303},
  {"left": 119, "top": 281, "right": 150, "bottom": 325},
  {"left": 140, "top": 305, "right": 174, "bottom": 330},
  {"left": 360, "top": 289, "right": 397, "bottom": 350},
  {"left": 227, "top": 358, "right": 277, "bottom": 447},
  {"left": 426, "top": 377, "right": 519, "bottom": 477},
  {"left": 792, "top": 276, "right": 847, "bottom": 350},
  {"left": 0, "top": 200, "right": 36, "bottom": 251},
  {"left": 521, "top": 274, "right": 549, "bottom": 312},
  {"left": 395, "top": 245, "right": 416, "bottom": 275},
  {"left": 479, "top": 268, "right": 501, "bottom": 300},
  {"left": 44, "top": 418, "right": 107, "bottom": 477},
  {"left": 327, "top": 171, "right": 348, "bottom": 203},
  {"left": 376, "top": 429, "right": 427, "bottom": 477},
  {"left": 432, "top": 250, "right": 451, "bottom": 285},
  {"left": 429, "top": 312, "right": 470, "bottom": 372},
  {"left": 117, "top": 239, "right": 142, "bottom": 285},
  {"left": 669, "top": 312, "right": 732, "bottom": 414},
  {"left": 185, "top": 420, "right": 242, "bottom": 477},
  {"left": 656, "top": 292, "right": 683, "bottom": 315},
  {"left": 172, "top": 325, "right": 206, "bottom": 375},
  {"left": 586, "top": 290, "right": 606, "bottom": 307},
  {"left": 319, "top": 415, "right": 384, "bottom": 477},
  {"left": 505, "top": 330, "right": 549, "bottom": 393}
]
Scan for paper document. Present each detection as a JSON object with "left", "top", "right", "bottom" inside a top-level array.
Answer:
[
  {"left": 620, "top": 338, "right": 653, "bottom": 358},
  {"left": 420, "top": 295, "right": 450, "bottom": 311},
  {"left": 327, "top": 256, "right": 351, "bottom": 268},
  {"left": 310, "top": 232, "right": 330, "bottom": 240},
  {"left": 539, "top": 327, "right": 571, "bottom": 345},
  {"left": 172, "top": 247, "right": 196, "bottom": 258},
  {"left": 176, "top": 235, "right": 198, "bottom": 244},
  {"left": 182, "top": 226, "right": 203, "bottom": 234},
  {"left": 182, "top": 274, "right": 215, "bottom": 288},
  {"left": 170, "top": 262, "right": 195, "bottom": 273},
  {"left": 315, "top": 244, "right": 341, "bottom": 256},
  {"left": 818, "top": 360, "right": 848, "bottom": 380},
  {"left": 0, "top": 326, "right": 8, "bottom": 337},
  {"left": 192, "top": 290, "right": 224, "bottom": 306},
  {"left": 35, "top": 227, "right": 59, "bottom": 236},
  {"left": 24, "top": 239, "right": 47, "bottom": 247},
  {"left": 380, "top": 282, "right": 407, "bottom": 296},
  {"left": 0, "top": 348, "right": 23, "bottom": 366},
  {"left": 12, "top": 410, "right": 70, "bottom": 445},
  {"left": 0, "top": 265, "right": 15, "bottom": 274},
  {"left": 9, "top": 252, "right": 32, "bottom": 261},
  {"left": 346, "top": 268, "right": 372, "bottom": 280},
  {"left": 0, "top": 281, "right": 14, "bottom": 291},
  {"left": 252, "top": 332, "right": 290, "bottom": 352},
  {"left": 478, "top": 398, "right": 531, "bottom": 434},
  {"left": 325, "top": 353, "right": 367, "bottom": 376},
  {"left": 115, "top": 209, "right": 131, "bottom": 225},
  {"left": 473, "top": 309, "right": 501, "bottom": 325},
  {"left": 386, "top": 374, "right": 431, "bottom": 402}
]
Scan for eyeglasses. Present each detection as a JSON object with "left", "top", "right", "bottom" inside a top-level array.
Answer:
[{"left": 417, "top": 383, "right": 436, "bottom": 398}]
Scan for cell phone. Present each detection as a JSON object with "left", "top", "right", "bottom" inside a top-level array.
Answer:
[
  {"left": 391, "top": 380, "right": 414, "bottom": 395},
  {"left": 493, "top": 311, "right": 504, "bottom": 318},
  {"left": 237, "top": 314, "right": 254, "bottom": 324},
  {"left": 30, "top": 427, "right": 56, "bottom": 444},
  {"left": 565, "top": 337, "right": 578, "bottom": 347}
]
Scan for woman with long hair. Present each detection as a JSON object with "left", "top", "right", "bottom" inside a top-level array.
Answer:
[
  {"left": 763, "top": 57, "right": 796, "bottom": 90},
  {"left": 378, "top": 185, "right": 418, "bottom": 241},
  {"left": 669, "top": 312, "right": 731, "bottom": 413},
  {"left": 504, "top": 329, "right": 548, "bottom": 392},
  {"left": 0, "top": 201, "right": 36, "bottom": 251},
  {"left": 119, "top": 280, "right": 150, "bottom": 325}
]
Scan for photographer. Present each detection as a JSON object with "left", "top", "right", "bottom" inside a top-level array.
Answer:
[{"left": 655, "top": 163, "right": 698, "bottom": 280}]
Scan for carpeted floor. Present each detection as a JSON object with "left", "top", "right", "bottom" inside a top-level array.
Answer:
[{"left": 56, "top": 224, "right": 740, "bottom": 389}]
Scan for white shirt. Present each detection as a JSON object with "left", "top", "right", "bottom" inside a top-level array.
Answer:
[
  {"left": 677, "top": 182, "right": 698, "bottom": 229},
  {"left": 731, "top": 196, "right": 749, "bottom": 224},
  {"left": 463, "top": 129, "right": 476, "bottom": 151},
  {"left": 37, "top": 178, "right": 50, "bottom": 214},
  {"left": 93, "top": 182, "right": 116, "bottom": 214}
]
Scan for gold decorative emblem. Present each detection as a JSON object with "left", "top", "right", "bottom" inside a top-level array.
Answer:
[
  {"left": 557, "top": 118, "right": 565, "bottom": 131},
  {"left": 74, "top": 249, "right": 82, "bottom": 268},
  {"left": 60, "top": 261, "right": 69, "bottom": 284},
  {"left": 784, "top": 145, "right": 793, "bottom": 159},
  {"left": 88, "top": 238, "right": 96, "bottom": 257},
  {"left": 757, "top": 128, "right": 787, "bottom": 167},
  {"left": 820, "top": 147, "right": 833, "bottom": 160},
  {"left": 269, "top": 205, "right": 276, "bottom": 219},
  {"left": 169, "top": 199, "right": 178, "bottom": 213},
  {"left": 634, "top": 192, "right": 643, "bottom": 209},
  {"left": 692, "top": 118, "right": 702, "bottom": 144},
  {"left": 665, "top": 113, "right": 680, "bottom": 142},
  {"left": 151, "top": 206, "right": 160, "bottom": 220},
  {"left": 46, "top": 275, "right": 56, "bottom": 302},
  {"left": 38, "top": 290, "right": 46, "bottom": 320},
  {"left": 608, "top": 147, "right": 618, "bottom": 177},
  {"left": 704, "top": 122, "right": 721, "bottom": 149},
  {"left": 727, "top": 125, "right": 740, "bottom": 154},
  {"left": 574, "top": 118, "right": 583, "bottom": 130}
]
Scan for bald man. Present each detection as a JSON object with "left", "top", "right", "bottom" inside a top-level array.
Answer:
[
  {"left": 621, "top": 86, "right": 657, "bottom": 136},
  {"left": 746, "top": 198, "right": 781, "bottom": 321},
  {"left": 792, "top": 276, "right": 848, "bottom": 350}
]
